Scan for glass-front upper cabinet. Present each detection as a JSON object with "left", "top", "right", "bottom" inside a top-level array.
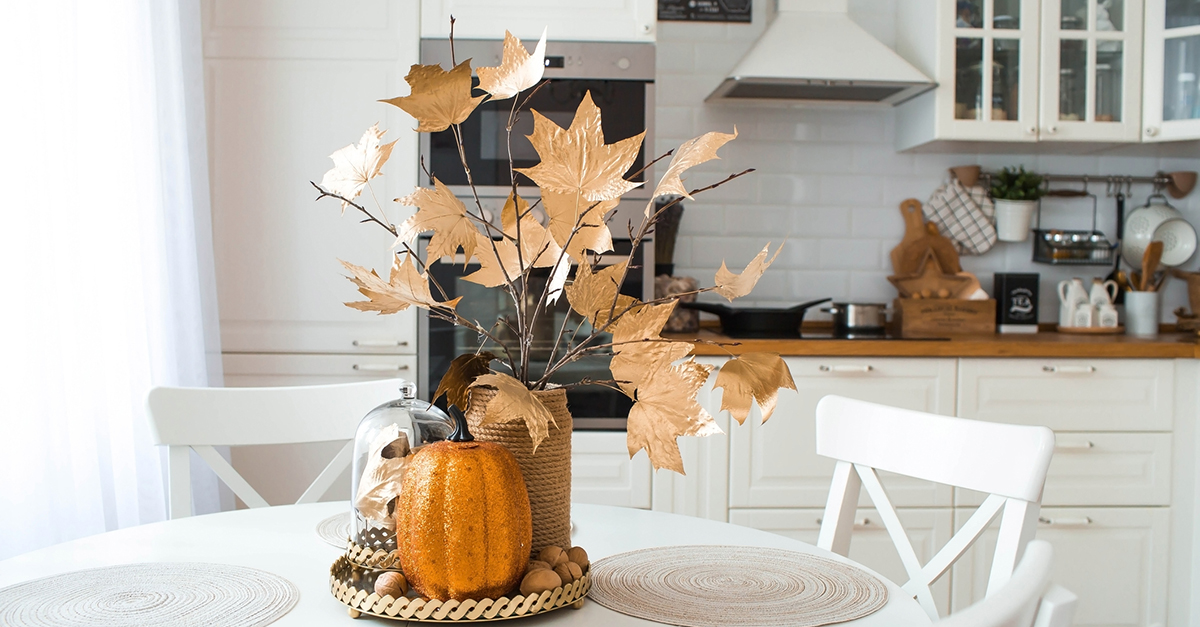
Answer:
[
  {"left": 1040, "top": 0, "right": 1145, "bottom": 140},
  {"left": 1144, "top": 0, "right": 1200, "bottom": 139},
  {"left": 938, "top": 0, "right": 1042, "bottom": 142}
]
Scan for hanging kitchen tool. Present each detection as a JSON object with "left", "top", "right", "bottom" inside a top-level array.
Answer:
[
  {"left": 1031, "top": 184, "right": 1116, "bottom": 266},
  {"left": 890, "top": 199, "right": 929, "bottom": 274},
  {"left": 1122, "top": 192, "right": 1197, "bottom": 268},
  {"left": 924, "top": 172, "right": 997, "bottom": 256},
  {"left": 679, "top": 298, "right": 831, "bottom": 338},
  {"left": 894, "top": 213, "right": 963, "bottom": 276},
  {"left": 1104, "top": 177, "right": 1129, "bottom": 303}
]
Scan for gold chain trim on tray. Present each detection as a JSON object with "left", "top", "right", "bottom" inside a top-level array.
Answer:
[
  {"left": 344, "top": 539, "right": 404, "bottom": 570},
  {"left": 329, "top": 555, "right": 589, "bottom": 622}
]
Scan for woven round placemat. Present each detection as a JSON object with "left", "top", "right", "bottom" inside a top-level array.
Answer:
[
  {"left": 589, "top": 545, "right": 889, "bottom": 627},
  {"left": 316, "top": 511, "right": 352, "bottom": 548},
  {"left": 0, "top": 562, "right": 299, "bottom": 627}
]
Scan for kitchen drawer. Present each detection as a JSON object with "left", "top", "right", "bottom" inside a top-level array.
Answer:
[
  {"left": 957, "top": 359, "right": 1173, "bottom": 432},
  {"left": 222, "top": 353, "right": 417, "bottom": 387},
  {"left": 729, "top": 358, "right": 956, "bottom": 509},
  {"left": 729, "top": 507, "right": 951, "bottom": 618},
  {"left": 951, "top": 506, "right": 1169, "bottom": 627},
  {"left": 956, "top": 433, "right": 1172, "bottom": 507},
  {"left": 221, "top": 315, "right": 417, "bottom": 355},
  {"left": 572, "top": 431, "right": 651, "bottom": 509}
]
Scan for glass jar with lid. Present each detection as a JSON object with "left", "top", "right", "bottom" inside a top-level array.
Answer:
[{"left": 349, "top": 380, "right": 453, "bottom": 554}]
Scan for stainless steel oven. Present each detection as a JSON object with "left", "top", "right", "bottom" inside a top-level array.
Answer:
[
  {"left": 418, "top": 38, "right": 655, "bottom": 199},
  {"left": 417, "top": 204, "right": 654, "bottom": 430}
]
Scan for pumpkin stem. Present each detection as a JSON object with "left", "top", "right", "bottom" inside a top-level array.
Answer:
[{"left": 447, "top": 405, "right": 475, "bottom": 443}]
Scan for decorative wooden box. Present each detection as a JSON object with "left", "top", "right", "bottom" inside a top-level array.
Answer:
[{"left": 892, "top": 298, "right": 996, "bottom": 337}]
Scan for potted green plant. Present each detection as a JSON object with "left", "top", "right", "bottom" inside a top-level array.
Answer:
[{"left": 990, "top": 166, "right": 1045, "bottom": 242}]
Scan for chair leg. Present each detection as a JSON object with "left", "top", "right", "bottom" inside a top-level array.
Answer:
[
  {"left": 817, "top": 461, "right": 861, "bottom": 557},
  {"left": 987, "top": 499, "right": 1040, "bottom": 596},
  {"left": 167, "top": 446, "right": 192, "bottom": 519}
]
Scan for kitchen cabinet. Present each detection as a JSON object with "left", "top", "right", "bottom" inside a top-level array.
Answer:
[
  {"left": 728, "top": 358, "right": 957, "bottom": 510},
  {"left": 951, "top": 507, "right": 1170, "bottom": 627},
  {"left": 419, "top": 0, "right": 655, "bottom": 43},
  {"left": 571, "top": 431, "right": 652, "bottom": 509},
  {"left": 895, "top": 0, "right": 1149, "bottom": 149},
  {"left": 729, "top": 508, "right": 953, "bottom": 618},
  {"left": 1143, "top": 0, "right": 1200, "bottom": 140}
]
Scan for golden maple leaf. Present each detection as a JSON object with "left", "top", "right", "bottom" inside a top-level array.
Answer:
[
  {"left": 341, "top": 255, "right": 462, "bottom": 314},
  {"left": 609, "top": 302, "right": 693, "bottom": 396},
  {"left": 434, "top": 351, "right": 496, "bottom": 411},
  {"left": 463, "top": 193, "right": 563, "bottom": 287},
  {"left": 354, "top": 424, "right": 409, "bottom": 524},
  {"left": 713, "top": 353, "right": 796, "bottom": 425},
  {"left": 627, "top": 359, "right": 721, "bottom": 474},
  {"left": 565, "top": 261, "right": 638, "bottom": 327},
  {"left": 319, "top": 124, "right": 398, "bottom": 212},
  {"left": 646, "top": 128, "right": 738, "bottom": 215},
  {"left": 541, "top": 189, "right": 616, "bottom": 259},
  {"left": 516, "top": 91, "right": 645, "bottom": 202},
  {"left": 476, "top": 29, "right": 547, "bottom": 100},
  {"left": 382, "top": 60, "right": 485, "bottom": 133},
  {"left": 395, "top": 178, "right": 482, "bottom": 261},
  {"left": 469, "top": 373, "right": 556, "bottom": 452},
  {"left": 714, "top": 243, "right": 783, "bottom": 301}
]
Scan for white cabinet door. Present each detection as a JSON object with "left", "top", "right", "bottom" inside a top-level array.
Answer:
[
  {"left": 957, "top": 432, "right": 1173, "bottom": 507},
  {"left": 730, "top": 508, "right": 953, "bottom": 618},
  {"left": 1039, "top": 0, "right": 1144, "bottom": 141},
  {"left": 1142, "top": 0, "right": 1200, "bottom": 141},
  {"left": 204, "top": 0, "right": 420, "bottom": 355},
  {"left": 420, "top": 0, "right": 656, "bottom": 42},
  {"left": 957, "top": 359, "right": 1174, "bottom": 431},
  {"left": 952, "top": 506, "right": 1170, "bottom": 627},
  {"left": 572, "top": 431, "right": 652, "bottom": 509},
  {"left": 729, "top": 358, "right": 957, "bottom": 509}
]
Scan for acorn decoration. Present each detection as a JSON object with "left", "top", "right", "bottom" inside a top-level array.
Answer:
[
  {"left": 519, "top": 545, "right": 589, "bottom": 597},
  {"left": 396, "top": 405, "right": 532, "bottom": 601}
]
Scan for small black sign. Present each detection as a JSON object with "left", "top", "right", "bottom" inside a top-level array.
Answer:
[
  {"left": 658, "top": 0, "right": 752, "bottom": 23},
  {"left": 994, "top": 273, "right": 1039, "bottom": 328}
]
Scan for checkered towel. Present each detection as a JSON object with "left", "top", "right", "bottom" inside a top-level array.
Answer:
[{"left": 925, "top": 179, "right": 997, "bottom": 255}]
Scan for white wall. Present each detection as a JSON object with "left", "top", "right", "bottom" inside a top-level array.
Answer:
[{"left": 656, "top": 0, "right": 1200, "bottom": 322}]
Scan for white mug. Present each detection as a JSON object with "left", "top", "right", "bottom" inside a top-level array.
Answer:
[
  {"left": 1097, "top": 303, "right": 1119, "bottom": 328},
  {"left": 1073, "top": 303, "right": 1096, "bottom": 328},
  {"left": 1090, "top": 279, "right": 1119, "bottom": 306}
]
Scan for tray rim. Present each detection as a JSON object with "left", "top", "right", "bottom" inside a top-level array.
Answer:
[{"left": 1054, "top": 324, "right": 1125, "bottom": 334}]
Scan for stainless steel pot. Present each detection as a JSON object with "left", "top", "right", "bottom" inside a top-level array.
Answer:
[{"left": 822, "top": 302, "right": 889, "bottom": 335}]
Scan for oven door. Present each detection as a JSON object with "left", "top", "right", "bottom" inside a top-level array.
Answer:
[
  {"left": 420, "top": 78, "right": 651, "bottom": 199},
  {"left": 418, "top": 238, "right": 652, "bottom": 430}
]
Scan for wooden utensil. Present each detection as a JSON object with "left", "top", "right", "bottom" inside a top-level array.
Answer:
[
  {"left": 890, "top": 199, "right": 927, "bottom": 273},
  {"left": 1141, "top": 241, "right": 1163, "bottom": 291},
  {"left": 898, "top": 221, "right": 963, "bottom": 276},
  {"left": 888, "top": 250, "right": 973, "bottom": 299}
]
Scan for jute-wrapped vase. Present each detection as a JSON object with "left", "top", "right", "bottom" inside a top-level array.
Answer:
[{"left": 466, "top": 387, "right": 571, "bottom": 555}]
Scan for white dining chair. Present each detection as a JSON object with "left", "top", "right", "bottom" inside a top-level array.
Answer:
[
  {"left": 814, "top": 395, "right": 1057, "bottom": 622},
  {"left": 936, "top": 540, "right": 1076, "bottom": 627},
  {"left": 147, "top": 378, "right": 407, "bottom": 518}
]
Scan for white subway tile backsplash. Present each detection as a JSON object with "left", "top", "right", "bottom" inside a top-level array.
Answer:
[
  {"left": 656, "top": 107, "right": 694, "bottom": 141},
  {"left": 679, "top": 205, "right": 728, "bottom": 235},
  {"left": 792, "top": 206, "right": 851, "bottom": 237},
  {"left": 819, "top": 238, "right": 882, "bottom": 270},
  {"left": 819, "top": 175, "right": 884, "bottom": 205},
  {"left": 850, "top": 206, "right": 905, "bottom": 237},
  {"left": 790, "top": 270, "right": 851, "bottom": 300},
  {"left": 723, "top": 205, "right": 792, "bottom": 235},
  {"left": 793, "top": 144, "right": 854, "bottom": 174}
]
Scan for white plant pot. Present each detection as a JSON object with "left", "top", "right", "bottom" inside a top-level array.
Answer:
[{"left": 994, "top": 199, "right": 1038, "bottom": 242}]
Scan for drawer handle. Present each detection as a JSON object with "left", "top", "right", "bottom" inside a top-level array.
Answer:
[
  {"left": 353, "top": 363, "right": 410, "bottom": 372},
  {"left": 819, "top": 365, "right": 874, "bottom": 373},
  {"left": 1038, "top": 516, "right": 1092, "bottom": 526},
  {"left": 816, "top": 517, "right": 872, "bottom": 528},
  {"left": 1042, "top": 365, "right": 1095, "bottom": 374},
  {"left": 1055, "top": 440, "right": 1095, "bottom": 451},
  {"left": 353, "top": 339, "right": 410, "bottom": 347}
]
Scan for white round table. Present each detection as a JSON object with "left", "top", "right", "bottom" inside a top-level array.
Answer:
[{"left": 0, "top": 502, "right": 931, "bottom": 626}]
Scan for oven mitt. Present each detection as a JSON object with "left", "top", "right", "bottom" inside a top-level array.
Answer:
[{"left": 925, "top": 179, "right": 997, "bottom": 255}]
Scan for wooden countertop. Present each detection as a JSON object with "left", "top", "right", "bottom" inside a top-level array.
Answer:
[{"left": 667, "top": 327, "right": 1200, "bottom": 358}]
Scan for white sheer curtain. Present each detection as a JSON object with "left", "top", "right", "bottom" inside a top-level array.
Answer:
[{"left": 0, "top": 0, "right": 222, "bottom": 560}]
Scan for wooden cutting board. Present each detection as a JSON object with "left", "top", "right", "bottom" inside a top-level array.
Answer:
[
  {"left": 898, "top": 221, "right": 962, "bottom": 276},
  {"left": 889, "top": 199, "right": 926, "bottom": 273}
]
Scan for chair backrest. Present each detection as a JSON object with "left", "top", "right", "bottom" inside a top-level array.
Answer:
[
  {"left": 935, "top": 540, "right": 1053, "bottom": 627},
  {"left": 147, "top": 378, "right": 407, "bottom": 518},
  {"left": 815, "top": 395, "right": 1055, "bottom": 621}
]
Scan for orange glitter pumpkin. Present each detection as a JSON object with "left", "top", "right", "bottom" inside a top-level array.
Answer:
[{"left": 396, "top": 405, "right": 532, "bottom": 601}]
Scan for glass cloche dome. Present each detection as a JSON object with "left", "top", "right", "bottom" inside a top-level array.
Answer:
[{"left": 350, "top": 380, "right": 452, "bottom": 551}]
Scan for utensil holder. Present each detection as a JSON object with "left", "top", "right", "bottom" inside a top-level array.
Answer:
[{"left": 1124, "top": 290, "right": 1160, "bottom": 338}]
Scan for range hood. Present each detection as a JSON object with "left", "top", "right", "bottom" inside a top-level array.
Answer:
[{"left": 707, "top": 0, "right": 935, "bottom": 105}]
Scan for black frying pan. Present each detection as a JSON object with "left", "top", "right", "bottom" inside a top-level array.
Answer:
[{"left": 680, "top": 298, "right": 832, "bottom": 338}]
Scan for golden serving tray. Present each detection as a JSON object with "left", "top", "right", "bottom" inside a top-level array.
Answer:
[{"left": 330, "top": 555, "right": 589, "bottom": 622}]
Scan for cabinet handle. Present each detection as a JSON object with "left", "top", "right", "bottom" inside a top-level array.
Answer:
[
  {"left": 1042, "top": 365, "right": 1095, "bottom": 374},
  {"left": 353, "top": 363, "right": 410, "bottom": 372},
  {"left": 1046, "top": 125, "right": 1058, "bottom": 134},
  {"left": 1038, "top": 516, "right": 1092, "bottom": 526},
  {"left": 1055, "top": 440, "right": 1095, "bottom": 451},
  {"left": 1145, "top": 127, "right": 1159, "bottom": 137},
  {"left": 353, "top": 339, "right": 409, "bottom": 348},
  {"left": 819, "top": 365, "right": 874, "bottom": 373},
  {"left": 816, "top": 517, "right": 872, "bottom": 528},
  {"left": 1026, "top": 126, "right": 1037, "bottom": 135}
]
